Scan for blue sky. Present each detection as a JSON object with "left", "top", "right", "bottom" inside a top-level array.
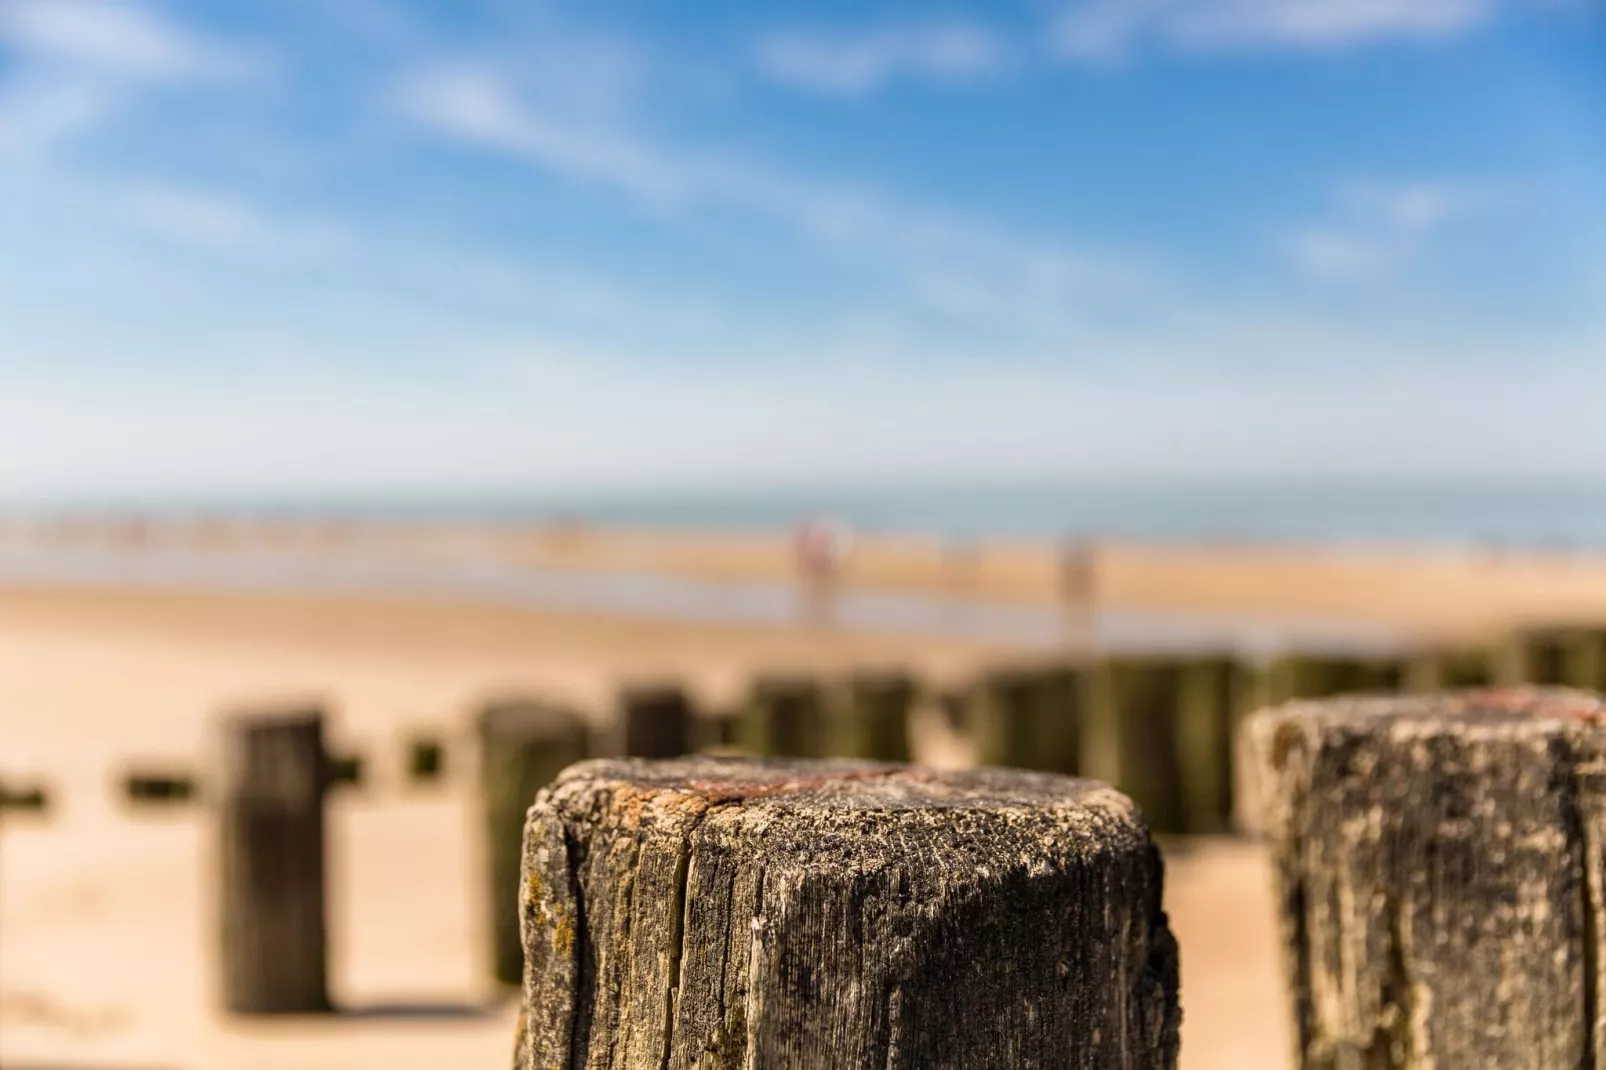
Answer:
[{"left": 0, "top": 0, "right": 1602, "bottom": 498}]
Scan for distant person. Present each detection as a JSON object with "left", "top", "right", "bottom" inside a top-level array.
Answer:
[
  {"left": 794, "top": 516, "right": 850, "bottom": 625},
  {"left": 1059, "top": 537, "right": 1097, "bottom": 644}
]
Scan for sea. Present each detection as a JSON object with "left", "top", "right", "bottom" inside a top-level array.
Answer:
[{"left": 24, "top": 477, "right": 1606, "bottom": 549}]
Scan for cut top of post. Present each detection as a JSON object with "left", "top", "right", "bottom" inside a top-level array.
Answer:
[
  {"left": 1251, "top": 686, "right": 1606, "bottom": 738},
  {"left": 534, "top": 756, "right": 1145, "bottom": 838}
]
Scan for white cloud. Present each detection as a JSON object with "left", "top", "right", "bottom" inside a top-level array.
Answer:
[
  {"left": 0, "top": 0, "right": 254, "bottom": 83},
  {"left": 1053, "top": 0, "right": 1494, "bottom": 59},
  {"left": 0, "top": 1, "right": 264, "bottom": 159},
  {"left": 0, "top": 74, "right": 111, "bottom": 158},
  {"left": 393, "top": 64, "right": 1159, "bottom": 344},
  {"left": 120, "top": 185, "right": 350, "bottom": 262},
  {"left": 756, "top": 22, "right": 1007, "bottom": 96},
  {"left": 1282, "top": 180, "right": 1495, "bottom": 281}
]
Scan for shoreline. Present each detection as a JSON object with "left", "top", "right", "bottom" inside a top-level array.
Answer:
[{"left": 6, "top": 517, "right": 1606, "bottom": 639}]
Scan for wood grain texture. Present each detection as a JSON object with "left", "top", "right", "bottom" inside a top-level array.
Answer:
[
  {"left": 1245, "top": 688, "right": 1606, "bottom": 1069},
  {"left": 518, "top": 756, "right": 1179, "bottom": 1070}
]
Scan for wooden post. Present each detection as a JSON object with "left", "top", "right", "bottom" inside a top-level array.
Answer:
[
  {"left": 405, "top": 731, "right": 446, "bottom": 783},
  {"left": 617, "top": 682, "right": 696, "bottom": 759},
  {"left": 517, "top": 757, "right": 1180, "bottom": 1069},
  {"left": 122, "top": 769, "right": 196, "bottom": 806},
  {"left": 1175, "top": 655, "right": 1240, "bottom": 834},
  {"left": 971, "top": 664, "right": 1082, "bottom": 775},
  {"left": 1087, "top": 658, "right": 1187, "bottom": 835},
  {"left": 1404, "top": 646, "right": 1497, "bottom": 691},
  {"left": 1267, "top": 653, "right": 1406, "bottom": 704},
  {"left": 478, "top": 698, "right": 588, "bottom": 988},
  {"left": 835, "top": 670, "right": 916, "bottom": 761},
  {"left": 743, "top": 674, "right": 828, "bottom": 758},
  {"left": 217, "top": 707, "right": 331, "bottom": 1014},
  {"left": 1496, "top": 626, "right": 1605, "bottom": 689},
  {"left": 1245, "top": 688, "right": 1606, "bottom": 1068}
]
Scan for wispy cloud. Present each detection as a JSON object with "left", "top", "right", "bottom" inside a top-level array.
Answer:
[
  {"left": 120, "top": 184, "right": 349, "bottom": 263},
  {"left": 1052, "top": 0, "right": 1494, "bottom": 59},
  {"left": 0, "top": 0, "right": 264, "bottom": 158},
  {"left": 0, "top": 0, "right": 256, "bottom": 83},
  {"left": 393, "top": 63, "right": 1158, "bottom": 345},
  {"left": 755, "top": 22, "right": 1008, "bottom": 96},
  {"left": 1282, "top": 180, "right": 1496, "bottom": 281}
]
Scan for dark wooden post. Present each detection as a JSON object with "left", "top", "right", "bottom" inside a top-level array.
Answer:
[
  {"left": 405, "top": 731, "right": 446, "bottom": 783},
  {"left": 1086, "top": 658, "right": 1187, "bottom": 835},
  {"left": 1174, "top": 655, "right": 1240, "bottom": 834},
  {"left": 478, "top": 698, "right": 588, "bottom": 988},
  {"left": 970, "top": 664, "right": 1083, "bottom": 775},
  {"left": 218, "top": 707, "right": 331, "bottom": 1014},
  {"left": 1266, "top": 653, "right": 1406, "bottom": 704},
  {"left": 1404, "top": 645, "right": 1497, "bottom": 691},
  {"left": 1496, "top": 626, "right": 1605, "bottom": 689},
  {"left": 616, "top": 682, "right": 695, "bottom": 759},
  {"left": 517, "top": 757, "right": 1180, "bottom": 1069},
  {"left": 835, "top": 670, "right": 916, "bottom": 761},
  {"left": 743, "top": 674, "right": 827, "bottom": 758},
  {"left": 1245, "top": 688, "right": 1606, "bottom": 1068}
]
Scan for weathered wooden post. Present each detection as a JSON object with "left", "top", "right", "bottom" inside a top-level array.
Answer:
[
  {"left": 970, "top": 664, "right": 1081, "bottom": 774},
  {"left": 1086, "top": 658, "right": 1187, "bottom": 835},
  {"left": 478, "top": 698, "right": 588, "bottom": 987},
  {"left": 617, "top": 682, "right": 696, "bottom": 759},
  {"left": 835, "top": 669, "right": 916, "bottom": 761},
  {"left": 405, "top": 731, "right": 446, "bottom": 783},
  {"left": 1404, "top": 645, "right": 1497, "bottom": 691},
  {"left": 1175, "top": 655, "right": 1239, "bottom": 834},
  {"left": 1245, "top": 688, "right": 1606, "bottom": 1068},
  {"left": 1495, "top": 625, "right": 1605, "bottom": 689},
  {"left": 1266, "top": 653, "right": 1406, "bottom": 704},
  {"left": 517, "top": 757, "right": 1180, "bottom": 1068},
  {"left": 218, "top": 707, "right": 332, "bottom": 1014},
  {"left": 743, "top": 674, "right": 828, "bottom": 758},
  {"left": 123, "top": 769, "right": 197, "bottom": 806},
  {"left": 970, "top": 666, "right": 1039, "bottom": 770}
]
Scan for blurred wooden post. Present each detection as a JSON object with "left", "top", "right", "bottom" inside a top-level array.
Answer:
[
  {"left": 617, "top": 683, "right": 695, "bottom": 759},
  {"left": 835, "top": 670, "right": 916, "bottom": 761},
  {"left": 479, "top": 699, "right": 588, "bottom": 988},
  {"left": 972, "top": 664, "right": 1082, "bottom": 775},
  {"left": 1245, "top": 689, "right": 1606, "bottom": 1069},
  {"left": 1175, "top": 655, "right": 1239, "bottom": 834},
  {"left": 1496, "top": 626, "right": 1605, "bottom": 689},
  {"left": 517, "top": 757, "right": 1179, "bottom": 1068},
  {"left": 405, "top": 731, "right": 446, "bottom": 783},
  {"left": 970, "top": 667, "right": 1042, "bottom": 770},
  {"left": 1087, "top": 658, "right": 1187, "bottom": 835},
  {"left": 218, "top": 708, "right": 331, "bottom": 1014},
  {"left": 1267, "top": 653, "right": 1406, "bottom": 704},
  {"left": 123, "top": 769, "right": 196, "bottom": 806},
  {"left": 743, "top": 674, "right": 827, "bottom": 757},
  {"left": 1404, "top": 645, "right": 1497, "bottom": 691}
]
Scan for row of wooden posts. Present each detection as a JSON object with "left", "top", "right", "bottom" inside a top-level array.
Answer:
[{"left": 115, "top": 621, "right": 1604, "bottom": 1015}]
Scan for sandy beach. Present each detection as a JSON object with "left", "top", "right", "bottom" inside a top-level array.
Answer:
[{"left": 7, "top": 520, "right": 1606, "bottom": 1068}]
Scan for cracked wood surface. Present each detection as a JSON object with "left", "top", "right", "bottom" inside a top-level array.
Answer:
[
  {"left": 1246, "top": 688, "right": 1606, "bottom": 1070},
  {"left": 517, "top": 756, "right": 1180, "bottom": 1070}
]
